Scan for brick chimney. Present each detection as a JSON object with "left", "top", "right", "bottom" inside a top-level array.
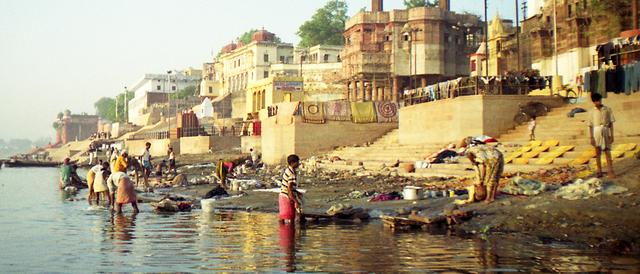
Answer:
[
  {"left": 440, "top": 0, "right": 450, "bottom": 11},
  {"left": 372, "top": 0, "right": 383, "bottom": 12}
]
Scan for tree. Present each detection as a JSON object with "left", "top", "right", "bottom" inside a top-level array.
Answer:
[
  {"left": 297, "top": 0, "right": 349, "bottom": 47},
  {"left": 94, "top": 97, "right": 116, "bottom": 122},
  {"left": 93, "top": 90, "right": 134, "bottom": 122},
  {"left": 403, "top": 0, "right": 440, "bottom": 8},
  {"left": 170, "top": 85, "right": 197, "bottom": 100}
]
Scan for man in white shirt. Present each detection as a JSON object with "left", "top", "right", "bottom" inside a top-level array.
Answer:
[{"left": 106, "top": 171, "right": 127, "bottom": 210}]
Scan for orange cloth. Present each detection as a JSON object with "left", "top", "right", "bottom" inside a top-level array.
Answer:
[
  {"left": 116, "top": 177, "right": 137, "bottom": 204},
  {"left": 87, "top": 170, "right": 96, "bottom": 190},
  {"left": 114, "top": 156, "right": 128, "bottom": 173}
]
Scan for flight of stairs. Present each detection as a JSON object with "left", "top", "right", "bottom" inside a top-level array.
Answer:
[
  {"left": 499, "top": 101, "right": 640, "bottom": 166},
  {"left": 317, "top": 94, "right": 640, "bottom": 177}
]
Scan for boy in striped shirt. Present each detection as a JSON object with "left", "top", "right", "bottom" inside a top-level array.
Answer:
[{"left": 279, "top": 154, "right": 302, "bottom": 223}]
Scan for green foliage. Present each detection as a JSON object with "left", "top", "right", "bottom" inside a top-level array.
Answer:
[
  {"left": 237, "top": 29, "right": 258, "bottom": 45},
  {"left": 94, "top": 90, "right": 134, "bottom": 123},
  {"left": 296, "top": 0, "right": 348, "bottom": 47},
  {"left": 403, "top": 0, "right": 439, "bottom": 8},
  {"left": 169, "top": 86, "right": 197, "bottom": 100}
]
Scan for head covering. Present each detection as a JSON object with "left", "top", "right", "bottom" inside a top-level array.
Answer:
[{"left": 120, "top": 150, "right": 127, "bottom": 155}]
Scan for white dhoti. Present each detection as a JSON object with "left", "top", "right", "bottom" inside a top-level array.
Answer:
[{"left": 593, "top": 125, "right": 612, "bottom": 150}]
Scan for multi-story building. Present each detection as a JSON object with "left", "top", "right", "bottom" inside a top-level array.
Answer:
[
  {"left": 59, "top": 110, "right": 99, "bottom": 144},
  {"left": 521, "top": 0, "right": 628, "bottom": 84},
  {"left": 217, "top": 29, "right": 295, "bottom": 118},
  {"left": 200, "top": 62, "right": 224, "bottom": 98},
  {"left": 270, "top": 45, "right": 345, "bottom": 101},
  {"left": 127, "top": 71, "right": 201, "bottom": 125},
  {"left": 341, "top": 0, "right": 484, "bottom": 102}
]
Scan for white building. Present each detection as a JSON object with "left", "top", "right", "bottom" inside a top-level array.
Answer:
[{"left": 127, "top": 71, "right": 201, "bottom": 125}]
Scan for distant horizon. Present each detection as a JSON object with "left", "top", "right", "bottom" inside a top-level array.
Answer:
[{"left": 0, "top": 0, "right": 517, "bottom": 141}]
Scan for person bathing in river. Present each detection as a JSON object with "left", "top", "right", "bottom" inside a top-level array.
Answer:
[
  {"left": 91, "top": 162, "right": 112, "bottom": 206},
  {"left": 279, "top": 154, "right": 303, "bottom": 224},
  {"left": 154, "top": 160, "right": 167, "bottom": 184},
  {"left": 456, "top": 141, "right": 504, "bottom": 204},
  {"left": 106, "top": 171, "right": 138, "bottom": 213},
  {"left": 59, "top": 158, "right": 72, "bottom": 189},
  {"left": 87, "top": 160, "right": 103, "bottom": 204},
  {"left": 114, "top": 150, "right": 128, "bottom": 173}
]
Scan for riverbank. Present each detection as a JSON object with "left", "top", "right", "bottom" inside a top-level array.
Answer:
[{"left": 158, "top": 155, "right": 640, "bottom": 254}]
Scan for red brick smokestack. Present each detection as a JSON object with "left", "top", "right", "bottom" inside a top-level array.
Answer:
[
  {"left": 440, "top": 0, "right": 450, "bottom": 11},
  {"left": 372, "top": 0, "right": 383, "bottom": 12}
]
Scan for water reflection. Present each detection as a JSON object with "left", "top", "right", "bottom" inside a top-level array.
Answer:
[
  {"left": 278, "top": 222, "right": 297, "bottom": 272},
  {"left": 0, "top": 168, "right": 639, "bottom": 273}
]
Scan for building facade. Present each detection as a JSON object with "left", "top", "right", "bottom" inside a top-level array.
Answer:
[
  {"left": 521, "top": 0, "right": 628, "bottom": 84},
  {"left": 246, "top": 76, "right": 304, "bottom": 115},
  {"left": 127, "top": 71, "right": 201, "bottom": 125},
  {"left": 341, "top": 0, "right": 483, "bottom": 102},
  {"left": 216, "top": 30, "right": 295, "bottom": 118}
]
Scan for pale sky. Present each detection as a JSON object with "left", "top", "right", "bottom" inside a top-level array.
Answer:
[{"left": 0, "top": 0, "right": 516, "bottom": 141}]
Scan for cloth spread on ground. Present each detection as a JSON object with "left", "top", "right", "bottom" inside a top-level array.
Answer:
[
  {"left": 302, "top": 101, "right": 325, "bottom": 124},
  {"left": 369, "top": 191, "right": 402, "bottom": 202},
  {"left": 567, "top": 107, "right": 587, "bottom": 118},
  {"left": 502, "top": 176, "right": 547, "bottom": 196},
  {"left": 374, "top": 101, "right": 398, "bottom": 123},
  {"left": 324, "top": 101, "right": 352, "bottom": 121},
  {"left": 554, "top": 178, "right": 628, "bottom": 200},
  {"left": 350, "top": 102, "right": 377, "bottom": 123}
]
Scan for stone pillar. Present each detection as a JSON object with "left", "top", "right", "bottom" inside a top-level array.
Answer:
[
  {"left": 379, "top": 87, "right": 385, "bottom": 101},
  {"left": 352, "top": 80, "right": 358, "bottom": 102},
  {"left": 360, "top": 79, "right": 366, "bottom": 101},
  {"left": 392, "top": 77, "right": 400, "bottom": 102},
  {"left": 372, "top": 81, "right": 378, "bottom": 101},
  {"left": 346, "top": 81, "right": 351, "bottom": 101}
]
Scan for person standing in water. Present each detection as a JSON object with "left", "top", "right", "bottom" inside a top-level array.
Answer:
[{"left": 279, "top": 154, "right": 303, "bottom": 223}]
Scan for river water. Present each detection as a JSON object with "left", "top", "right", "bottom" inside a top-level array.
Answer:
[{"left": 0, "top": 167, "right": 638, "bottom": 273}]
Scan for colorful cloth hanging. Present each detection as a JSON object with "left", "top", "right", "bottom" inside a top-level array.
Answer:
[{"left": 350, "top": 102, "right": 377, "bottom": 123}]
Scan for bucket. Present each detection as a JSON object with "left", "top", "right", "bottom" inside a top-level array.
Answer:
[
  {"left": 201, "top": 198, "right": 216, "bottom": 213},
  {"left": 403, "top": 186, "right": 423, "bottom": 200}
]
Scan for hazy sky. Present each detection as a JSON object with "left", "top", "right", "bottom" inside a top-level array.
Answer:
[{"left": 0, "top": 0, "right": 516, "bottom": 141}]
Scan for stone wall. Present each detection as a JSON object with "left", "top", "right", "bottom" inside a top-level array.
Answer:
[
  {"left": 241, "top": 136, "right": 262, "bottom": 153},
  {"left": 125, "top": 139, "right": 172, "bottom": 158},
  {"left": 180, "top": 136, "right": 240, "bottom": 155},
  {"left": 399, "top": 95, "right": 564, "bottom": 145},
  {"left": 261, "top": 116, "right": 397, "bottom": 165}
]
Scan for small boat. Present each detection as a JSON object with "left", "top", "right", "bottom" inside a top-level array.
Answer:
[{"left": 2, "top": 159, "right": 61, "bottom": 168}]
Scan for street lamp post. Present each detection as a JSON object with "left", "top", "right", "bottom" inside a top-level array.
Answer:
[
  {"left": 167, "top": 70, "right": 172, "bottom": 139},
  {"left": 124, "top": 86, "right": 128, "bottom": 123},
  {"left": 484, "top": 0, "right": 489, "bottom": 78}
]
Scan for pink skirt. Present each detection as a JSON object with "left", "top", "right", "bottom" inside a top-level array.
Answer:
[{"left": 278, "top": 193, "right": 295, "bottom": 221}]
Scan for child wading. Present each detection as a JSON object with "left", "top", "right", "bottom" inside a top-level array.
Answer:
[
  {"left": 279, "top": 154, "right": 303, "bottom": 223},
  {"left": 588, "top": 93, "right": 616, "bottom": 178}
]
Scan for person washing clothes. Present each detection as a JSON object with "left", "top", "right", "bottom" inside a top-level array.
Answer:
[
  {"left": 456, "top": 141, "right": 504, "bottom": 205},
  {"left": 588, "top": 93, "right": 616, "bottom": 178},
  {"left": 279, "top": 154, "right": 303, "bottom": 223},
  {"left": 528, "top": 116, "right": 537, "bottom": 141},
  {"left": 114, "top": 150, "right": 128, "bottom": 173}
]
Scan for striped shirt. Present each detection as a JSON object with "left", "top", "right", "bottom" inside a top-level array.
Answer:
[{"left": 280, "top": 166, "right": 297, "bottom": 196}]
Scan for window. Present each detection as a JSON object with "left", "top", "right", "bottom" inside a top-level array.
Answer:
[
  {"left": 263, "top": 71, "right": 269, "bottom": 78},
  {"left": 157, "top": 85, "right": 161, "bottom": 91},
  {"left": 264, "top": 54, "right": 269, "bottom": 62},
  {"left": 403, "top": 33, "right": 410, "bottom": 41},
  {"left": 546, "top": 16, "right": 551, "bottom": 23},
  {"left": 208, "top": 86, "right": 213, "bottom": 93},
  {"left": 567, "top": 4, "right": 572, "bottom": 17},
  {"left": 279, "top": 56, "right": 285, "bottom": 63},
  {"left": 172, "top": 86, "right": 176, "bottom": 91},
  {"left": 337, "top": 55, "right": 341, "bottom": 62},
  {"left": 471, "top": 60, "right": 477, "bottom": 71},
  {"left": 323, "top": 54, "right": 329, "bottom": 62}
]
